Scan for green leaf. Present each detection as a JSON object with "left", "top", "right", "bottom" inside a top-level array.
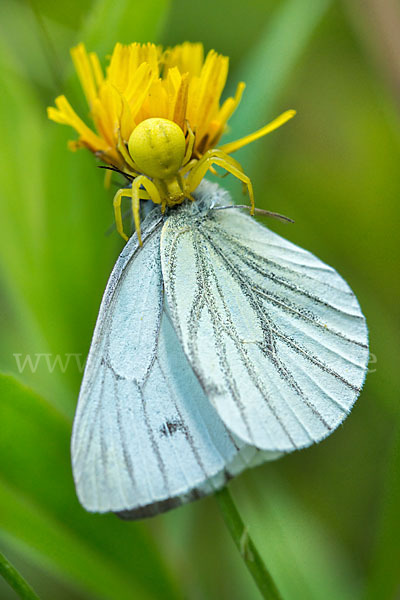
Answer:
[{"left": 0, "top": 374, "right": 179, "bottom": 600}]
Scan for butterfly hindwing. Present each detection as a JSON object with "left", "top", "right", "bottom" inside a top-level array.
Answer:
[{"left": 72, "top": 209, "right": 264, "bottom": 518}]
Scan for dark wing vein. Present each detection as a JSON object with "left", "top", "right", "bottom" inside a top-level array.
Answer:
[
  {"left": 211, "top": 223, "right": 363, "bottom": 315},
  {"left": 250, "top": 283, "right": 367, "bottom": 348},
  {"left": 200, "top": 227, "right": 333, "bottom": 435}
]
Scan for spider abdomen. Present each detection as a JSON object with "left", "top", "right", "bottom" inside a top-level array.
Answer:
[{"left": 128, "top": 118, "right": 186, "bottom": 180}]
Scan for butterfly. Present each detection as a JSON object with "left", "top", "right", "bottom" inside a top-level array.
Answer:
[{"left": 71, "top": 181, "right": 369, "bottom": 519}]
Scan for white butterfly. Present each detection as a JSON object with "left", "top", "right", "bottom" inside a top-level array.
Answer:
[{"left": 71, "top": 181, "right": 369, "bottom": 519}]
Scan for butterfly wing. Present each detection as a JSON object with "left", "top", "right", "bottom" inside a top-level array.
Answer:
[
  {"left": 72, "top": 209, "right": 269, "bottom": 518},
  {"left": 160, "top": 205, "right": 369, "bottom": 453}
]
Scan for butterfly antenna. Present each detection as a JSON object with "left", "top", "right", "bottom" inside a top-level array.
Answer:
[{"left": 214, "top": 204, "right": 294, "bottom": 223}]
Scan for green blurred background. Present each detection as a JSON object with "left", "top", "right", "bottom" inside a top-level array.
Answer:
[{"left": 0, "top": 0, "right": 399, "bottom": 598}]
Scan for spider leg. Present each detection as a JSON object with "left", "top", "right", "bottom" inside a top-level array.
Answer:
[
  {"left": 113, "top": 187, "right": 133, "bottom": 241},
  {"left": 180, "top": 158, "right": 198, "bottom": 177},
  {"left": 131, "top": 176, "right": 162, "bottom": 245},
  {"left": 103, "top": 168, "right": 112, "bottom": 189},
  {"left": 208, "top": 165, "right": 228, "bottom": 177},
  {"left": 202, "top": 148, "right": 245, "bottom": 173},
  {"left": 187, "top": 154, "right": 255, "bottom": 214},
  {"left": 182, "top": 121, "right": 195, "bottom": 166},
  {"left": 117, "top": 132, "right": 141, "bottom": 175},
  {"left": 213, "top": 151, "right": 247, "bottom": 192},
  {"left": 180, "top": 150, "right": 243, "bottom": 178},
  {"left": 177, "top": 172, "right": 196, "bottom": 203},
  {"left": 192, "top": 148, "right": 247, "bottom": 193}
]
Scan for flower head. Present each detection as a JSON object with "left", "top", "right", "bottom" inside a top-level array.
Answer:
[
  {"left": 48, "top": 42, "right": 247, "bottom": 170},
  {"left": 48, "top": 41, "right": 295, "bottom": 244}
]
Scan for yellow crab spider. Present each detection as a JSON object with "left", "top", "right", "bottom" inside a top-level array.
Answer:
[
  {"left": 113, "top": 111, "right": 295, "bottom": 244},
  {"left": 113, "top": 117, "right": 254, "bottom": 245}
]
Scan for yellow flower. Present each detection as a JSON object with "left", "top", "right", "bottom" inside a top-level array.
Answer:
[
  {"left": 48, "top": 41, "right": 295, "bottom": 243},
  {"left": 48, "top": 42, "right": 237, "bottom": 166}
]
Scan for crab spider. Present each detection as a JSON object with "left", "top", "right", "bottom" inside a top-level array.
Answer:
[
  {"left": 110, "top": 117, "right": 252, "bottom": 245},
  {"left": 113, "top": 112, "right": 295, "bottom": 244}
]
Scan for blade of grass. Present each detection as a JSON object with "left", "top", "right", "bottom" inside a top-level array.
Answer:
[
  {"left": 215, "top": 487, "right": 283, "bottom": 600},
  {"left": 0, "top": 551, "right": 41, "bottom": 600}
]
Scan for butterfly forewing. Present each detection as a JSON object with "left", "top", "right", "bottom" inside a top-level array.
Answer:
[{"left": 160, "top": 205, "right": 369, "bottom": 453}]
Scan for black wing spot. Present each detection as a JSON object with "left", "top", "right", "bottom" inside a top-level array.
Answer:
[{"left": 159, "top": 419, "right": 185, "bottom": 437}]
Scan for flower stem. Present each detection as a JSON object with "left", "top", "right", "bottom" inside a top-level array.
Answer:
[
  {"left": 215, "top": 486, "right": 283, "bottom": 600},
  {"left": 0, "top": 551, "right": 41, "bottom": 600}
]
